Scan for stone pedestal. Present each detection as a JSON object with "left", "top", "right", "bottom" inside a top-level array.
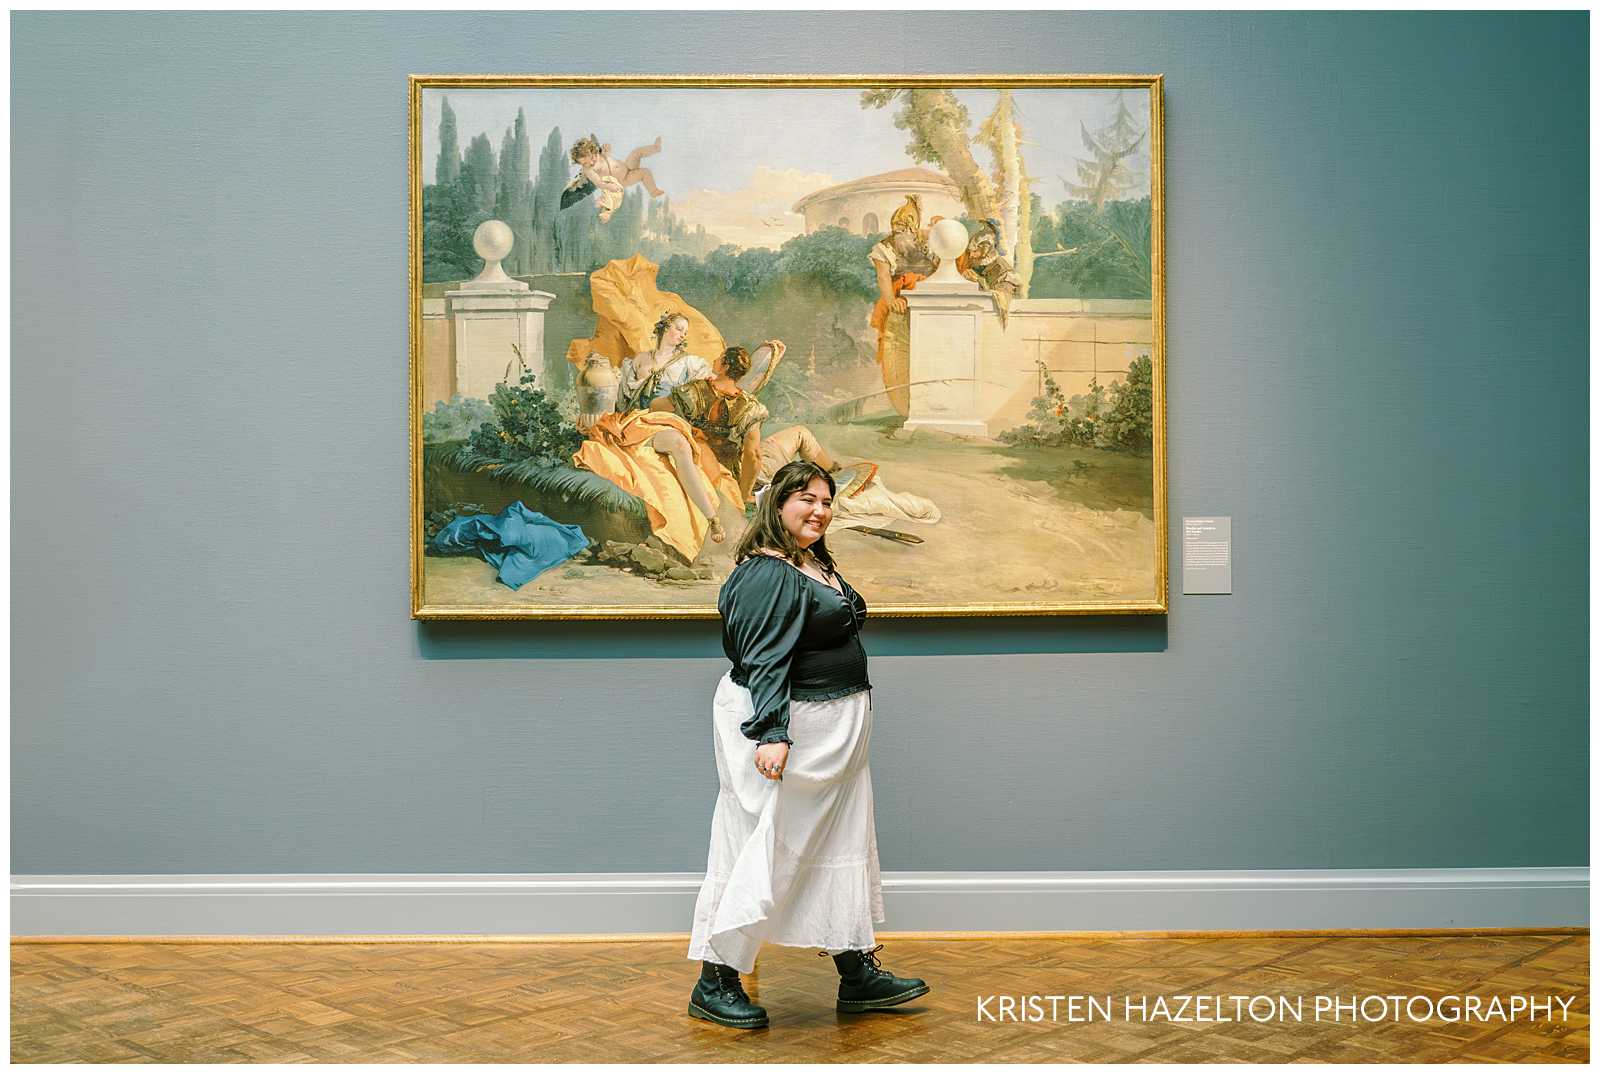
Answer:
[
  {"left": 899, "top": 217, "right": 992, "bottom": 435},
  {"left": 903, "top": 284, "right": 993, "bottom": 436},
  {"left": 444, "top": 288, "right": 556, "bottom": 400}
]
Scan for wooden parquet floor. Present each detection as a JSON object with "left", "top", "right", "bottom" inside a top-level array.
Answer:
[{"left": 11, "top": 931, "right": 1588, "bottom": 1063}]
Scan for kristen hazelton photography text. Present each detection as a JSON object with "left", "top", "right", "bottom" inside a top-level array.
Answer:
[{"left": 975, "top": 993, "right": 1580, "bottom": 1025}]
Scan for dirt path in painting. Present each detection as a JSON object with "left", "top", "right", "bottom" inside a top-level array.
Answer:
[{"left": 423, "top": 421, "right": 1157, "bottom": 611}]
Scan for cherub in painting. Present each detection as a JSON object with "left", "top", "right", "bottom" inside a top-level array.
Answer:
[{"left": 561, "top": 134, "right": 666, "bottom": 222}]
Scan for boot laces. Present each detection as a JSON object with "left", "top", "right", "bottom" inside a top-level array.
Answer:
[
  {"left": 713, "top": 964, "right": 751, "bottom": 1002},
  {"left": 819, "top": 944, "right": 889, "bottom": 977}
]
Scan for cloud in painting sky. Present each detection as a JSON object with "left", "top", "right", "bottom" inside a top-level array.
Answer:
[{"left": 669, "top": 165, "right": 836, "bottom": 250}]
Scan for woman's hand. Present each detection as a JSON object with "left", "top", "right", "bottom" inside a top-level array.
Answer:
[
  {"left": 891, "top": 296, "right": 909, "bottom": 314},
  {"left": 754, "top": 742, "right": 789, "bottom": 781}
]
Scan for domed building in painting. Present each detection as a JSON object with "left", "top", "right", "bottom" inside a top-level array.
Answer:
[{"left": 791, "top": 167, "right": 965, "bottom": 236}]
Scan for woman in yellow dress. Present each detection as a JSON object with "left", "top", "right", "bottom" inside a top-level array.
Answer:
[{"left": 573, "top": 311, "right": 741, "bottom": 561}]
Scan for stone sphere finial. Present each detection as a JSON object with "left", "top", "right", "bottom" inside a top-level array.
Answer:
[
  {"left": 473, "top": 220, "right": 515, "bottom": 262},
  {"left": 929, "top": 217, "right": 970, "bottom": 261},
  {"left": 461, "top": 219, "right": 527, "bottom": 291},
  {"left": 922, "top": 218, "right": 979, "bottom": 290}
]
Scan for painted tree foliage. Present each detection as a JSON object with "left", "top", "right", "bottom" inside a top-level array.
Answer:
[
  {"left": 425, "top": 113, "right": 661, "bottom": 282},
  {"left": 1065, "top": 92, "right": 1147, "bottom": 209},
  {"left": 461, "top": 133, "right": 497, "bottom": 215},
  {"left": 977, "top": 89, "right": 1034, "bottom": 297},
  {"left": 1022, "top": 92, "right": 1152, "bottom": 300},
  {"left": 1029, "top": 196, "right": 1152, "bottom": 299},
  {"left": 865, "top": 87, "right": 1037, "bottom": 297},
  {"left": 861, "top": 88, "right": 998, "bottom": 223},
  {"left": 435, "top": 97, "right": 460, "bottom": 186},
  {"left": 528, "top": 127, "right": 567, "bottom": 274},
  {"left": 495, "top": 109, "right": 534, "bottom": 276}
]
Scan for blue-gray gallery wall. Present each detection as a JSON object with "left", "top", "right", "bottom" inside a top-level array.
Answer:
[{"left": 11, "top": 12, "right": 1587, "bottom": 874}]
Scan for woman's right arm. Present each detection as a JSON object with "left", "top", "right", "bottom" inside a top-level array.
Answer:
[{"left": 724, "top": 559, "right": 808, "bottom": 746}]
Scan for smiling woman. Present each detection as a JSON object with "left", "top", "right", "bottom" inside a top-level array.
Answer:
[
  {"left": 781, "top": 474, "right": 833, "bottom": 546},
  {"left": 684, "top": 459, "right": 930, "bottom": 1027}
]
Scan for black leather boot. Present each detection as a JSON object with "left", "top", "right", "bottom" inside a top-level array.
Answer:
[
  {"left": 688, "top": 960, "right": 769, "bottom": 1028},
  {"left": 822, "top": 944, "right": 930, "bottom": 1011}
]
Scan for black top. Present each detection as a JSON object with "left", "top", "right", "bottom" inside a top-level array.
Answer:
[{"left": 718, "top": 554, "right": 871, "bottom": 746}]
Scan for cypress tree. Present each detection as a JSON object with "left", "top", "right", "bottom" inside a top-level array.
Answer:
[
  {"left": 462, "top": 133, "right": 497, "bottom": 216},
  {"left": 494, "top": 121, "right": 533, "bottom": 274},
  {"left": 530, "top": 125, "right": 567, "bottom": 274},
  {"left": 435, "top": 97, "right": 460, "bottom": 186},
  {"left": 508, "top": 109, "right": 534, "bottom": 274},
  {"left": 497, "top": 127, "right": 517, "bottom": 213}
]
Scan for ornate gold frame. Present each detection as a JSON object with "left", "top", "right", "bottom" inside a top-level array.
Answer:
[{"left": 409, "top": 74, "right": 1166, "bottom": 620}]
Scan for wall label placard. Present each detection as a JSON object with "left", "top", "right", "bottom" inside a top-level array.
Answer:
[{"left": 1182, "top": 516, "right": 1231, "bottom": 594}]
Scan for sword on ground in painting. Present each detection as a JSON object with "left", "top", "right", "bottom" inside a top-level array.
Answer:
[{"left": 844, "top": 525, "right": 923, "bottom": 545}]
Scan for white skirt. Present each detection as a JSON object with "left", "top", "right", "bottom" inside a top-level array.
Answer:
[{"left": 686, "top": 672, "right": 885, "bottom": 974}]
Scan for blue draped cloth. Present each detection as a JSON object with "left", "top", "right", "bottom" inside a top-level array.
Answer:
[{"left": 427, "top": 502, "right": 590, "bottom": 589}]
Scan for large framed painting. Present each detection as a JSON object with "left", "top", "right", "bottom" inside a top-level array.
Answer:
[{"left": 410, "top": 75, "right": 1165, "bottom": 619}]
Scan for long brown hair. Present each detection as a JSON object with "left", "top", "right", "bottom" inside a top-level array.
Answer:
[{"left": 734, "top": 460, "right": 837, "bottom": 572}]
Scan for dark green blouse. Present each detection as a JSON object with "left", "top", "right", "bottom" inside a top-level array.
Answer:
[{"left": 718, "top": 554, "right": 871, "bottom": 746}]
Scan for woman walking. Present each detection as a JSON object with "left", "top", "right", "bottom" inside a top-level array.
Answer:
[{"left": 686, "top": 460, "right": 930, "bottom": 1028}]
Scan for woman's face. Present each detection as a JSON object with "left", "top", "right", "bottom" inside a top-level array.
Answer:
[
  {"left": 780, "top": 477, "right": 834, "bottom": 549},
  {"left": 661, "top": 317, "right": 688, "bottom": 349}
]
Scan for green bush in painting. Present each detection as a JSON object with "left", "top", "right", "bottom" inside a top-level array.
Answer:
[
  {"left": 423, "top": 395, "right": 496, "bottom": 444},
  {"left": 1094, "top": 355, "right": 1153, "bottom": 452},
  {"left": 1000, "top": 356, "right": 1152, "bottom": 454},
  {"left": 460, "top": 371, "right": 585, "bottom": 469},
  {"left": 998, "top": 362, "right": 1082, "bottom": 448},
  {"left": 431, "top": 372, "right": 646, "bottom": 537}
]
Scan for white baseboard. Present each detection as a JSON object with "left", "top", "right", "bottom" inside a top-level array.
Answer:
[{"left": 11, "top": 868, "right": 1587, "bottom": 938}]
